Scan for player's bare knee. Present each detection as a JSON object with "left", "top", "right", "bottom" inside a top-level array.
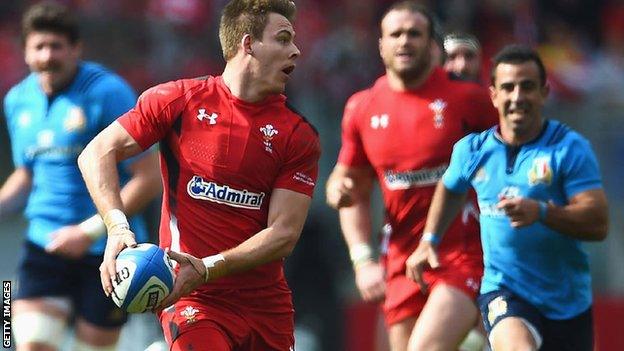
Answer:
[{"left": 489, "top": 317, "right": 539, "bottom": 351}]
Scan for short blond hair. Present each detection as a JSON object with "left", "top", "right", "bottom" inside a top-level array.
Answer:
[{"left": 219, "top": 0, "right": 296, "bottom": 61}]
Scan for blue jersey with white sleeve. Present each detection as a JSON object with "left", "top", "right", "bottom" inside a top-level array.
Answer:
[
  {"left": 443, "top": 119, "right": 602, "bottom": 319},
  {"left": 3, "top": 61, "right": 148, "bottom": 255}
]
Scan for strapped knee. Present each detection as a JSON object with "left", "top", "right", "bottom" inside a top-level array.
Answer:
[{"left": 12, "top": 311, "right": 67, "bottom": 349}]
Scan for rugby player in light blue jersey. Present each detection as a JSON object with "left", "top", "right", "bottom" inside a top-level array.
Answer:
[
  {"left": 405, "top": 45, "right": 608, "bottom": 351},
  {"left": 0, "top": 3, "right": 161, "bottom": 351}
]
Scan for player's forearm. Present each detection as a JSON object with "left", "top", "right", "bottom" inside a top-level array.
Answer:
[
  {"left": 118, "top": 154, "right": 162, "bottom": 216},
  {"left": 78, "top": 140, "right": 124, "bottom": 215},
  {"left": 339, "top": 198, "right": 373, "bottom": 247},
  {"left": 205, "top": 189, "right": 311, "bottom": 281},
  {"left": 217, "top": 226, "right": 300, "bottom": 278},
  {"left": 0, "top": 168, "right": 32, "bottom": 219},
  {"left": 339, "top": 198, "right": 379, "bottom": 268},
  {"left": 118, "top": 177, "right": 158, "bottom": 216},
  {"left": 542, "top": 199, "right": 608, "bottom": 241},
  {"left": 423, "top": 182, "right": 467, "bottom": 239}
]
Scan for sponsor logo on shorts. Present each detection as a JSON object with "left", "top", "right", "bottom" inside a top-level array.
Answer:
[
  {"left": 487, "top": 296, "right": 508, "bottom": 325},
  {"left": 187, "top": 176, "right": 265, "bottom": 210},
  {"left": 465, "top": 278, "right": 479, "bottom": 292},
  {"left": 180, "top": 306, "right": 199, "bottom": 324},
  {"left": 383, "top": 165, "right": 447, "bottom": 190}
]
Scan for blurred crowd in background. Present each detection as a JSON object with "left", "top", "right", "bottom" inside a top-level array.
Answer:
[{"left": 1, "top": 0, "right": 623, "bottom": 350}]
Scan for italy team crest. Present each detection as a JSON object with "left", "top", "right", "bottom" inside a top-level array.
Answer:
[
  {"left": 528, "top": 157, "right": 552, "bottom": 185},
  {"left": 64, "top": 107, "right": 87, "bottom": 132},
  {"left": 487, "top": 296, "right": 508, "bottom": 325}
]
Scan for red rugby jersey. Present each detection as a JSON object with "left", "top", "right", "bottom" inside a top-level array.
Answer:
[
  {"left": 338, "top": 68, "right": 497, "bottom": 267},
  {"left": 118, "top": 76, "right": 320, "bottom": 290}
]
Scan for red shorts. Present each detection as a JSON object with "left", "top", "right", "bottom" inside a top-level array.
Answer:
[
  {"left": 159, "top": 285, "right": 294, "bottom": 351},
  {"left": 382, "top": 251, "right": 483, "bottom": 326}
]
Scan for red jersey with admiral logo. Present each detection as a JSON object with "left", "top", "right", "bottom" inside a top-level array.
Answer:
[
  {"left": 338, "top": 68, "right": 497, "bottom": 278},
  {"left": 118, "top": 76, "right": 320, "bottom": 290}
]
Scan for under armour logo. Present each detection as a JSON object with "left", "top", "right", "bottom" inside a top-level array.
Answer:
[
  {"left": 371, "top": 114, "right": 389, "bottom": 129},
  {"left": 197, "top": 109, "right": 218, "bottom": 125}
]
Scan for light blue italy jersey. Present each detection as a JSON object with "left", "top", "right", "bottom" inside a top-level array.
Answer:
[
  {"left": 3, "top": 61, "right": 148, "bottom": 255},
  {"left": 443, "top": 120, "right": 602, "bottom": 319}
]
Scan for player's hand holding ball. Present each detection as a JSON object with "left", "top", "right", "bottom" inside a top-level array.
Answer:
[
  {"left": 100, "top": 209, "right": 138, "bottom": 297},
  {"left": 154, "top": 250, "right": 209, "bottom": 312},
  {"left": 111, "top": 244, "right": 175, "bottom": 313}
]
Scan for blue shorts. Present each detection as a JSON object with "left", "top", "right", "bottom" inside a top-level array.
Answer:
[
  {"left": 15, "top": 241, "right": 128, "bottom": 328},
  {"left": 478, "top": 288, "right": 593, "bottom": 351}
]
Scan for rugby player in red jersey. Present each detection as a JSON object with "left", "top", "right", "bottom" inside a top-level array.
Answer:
[
  {"left": 78, "top": 1, "right": 320, "bottom": 350},
  {"left": 326, "top": 2, "right": 497, "bottom": 350}
]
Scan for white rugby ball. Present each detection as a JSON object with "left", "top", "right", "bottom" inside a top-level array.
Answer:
[{"left": 111, "top": 243, "right": 175, "bottom": 313}]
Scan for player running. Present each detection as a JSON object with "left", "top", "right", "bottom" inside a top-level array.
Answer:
[
  {"left": 326, "top": 1, "right": 497, "bottom": 350},
  {"left": 78, "top": 1, "right": 320, "bottom": 350}
]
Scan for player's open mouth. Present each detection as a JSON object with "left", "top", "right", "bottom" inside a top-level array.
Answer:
[
  {"left": 282, "top": 65, "right": 295, "bottom": 75},
  {"left": 508, "top": 107, "right": 529, "bottom": 115}
]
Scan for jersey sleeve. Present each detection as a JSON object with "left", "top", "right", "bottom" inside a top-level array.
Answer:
[
  {"left": 273, "top": 122, "right": 320, "bottom": 197},
  {"left": 3, "top": 89, "right": 29, "bottom": 169},
  {"left": 442, "top": 135, "right": 475, "bottom": 193},
  {"left": 557, "top": 135, "right": 603, "bottom": 198},
  {"left": 117, "top": 80, "right": 188, "bottom": 150},
  {"left": 96, "top": 75, "right": 137, "bottom": 130},
  {"left": 463, "top": 85, "right": 498, "bottom": 132},
  {"left": 336, "top": 93, "right": 371, "bottom": 167}
]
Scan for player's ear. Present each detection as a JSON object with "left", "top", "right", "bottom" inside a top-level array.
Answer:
[
  {"left": 541, "top": 82, "right": 550, "bottom": 99},
  {"left": 72, "top": 40, "right": 83, "bottom": 59},
  {"left": 489, "top": 85, "right": 498, "bottom": 107},
  {"left": 242, "top": 34, "right": 253, "bottom": 55}
]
